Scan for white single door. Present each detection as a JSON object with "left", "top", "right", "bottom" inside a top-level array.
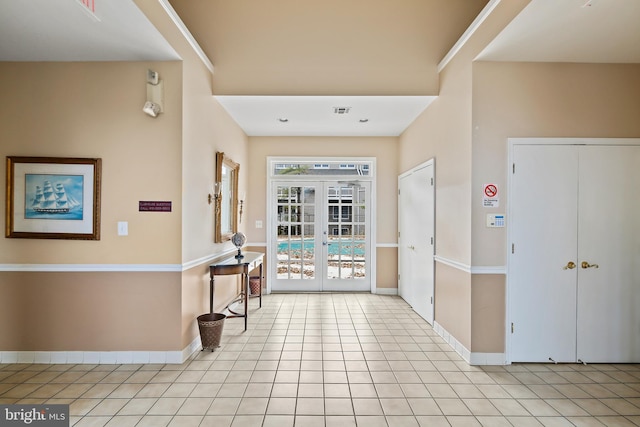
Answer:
[
  {"left": 576, "top": 145, "right": 640, "bottom": 363},
  {"left": 271, "top": 181, "right": 371, "bottom": 292},
  {"left": 398, "top": 161, "right": 435, "bottom": 323},
  {"left": 510, "top": 145, "right": 579, "bottom": 362}
]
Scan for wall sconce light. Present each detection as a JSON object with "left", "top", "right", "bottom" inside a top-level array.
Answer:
[
  {"left": 143, "top": 69, "right": 164, "bottom": 118},
  {"left": 208, "top": 182, "right": 222, "bottom": 213},
  {"left": 238, "top": 194, "right": 245, "bottom": 224}
]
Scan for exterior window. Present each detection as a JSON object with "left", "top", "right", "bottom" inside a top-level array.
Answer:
[{"left": 271, "top": 159, "right": 373, "bottom": 177}]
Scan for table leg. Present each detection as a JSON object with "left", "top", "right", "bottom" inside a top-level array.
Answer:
[
  {"left": 209, "top": 274, "right": 215, "bottom": 314},
  {"left": 244, "top": 270, "right": 249, "bottom": 331},
  {"left": 259, "top": 263, "right": 263, "bottom": 308}
]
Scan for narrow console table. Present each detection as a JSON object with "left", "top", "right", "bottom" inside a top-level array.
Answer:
[{"left": 209, "top": 251, "right": 264, "bottom": 331}]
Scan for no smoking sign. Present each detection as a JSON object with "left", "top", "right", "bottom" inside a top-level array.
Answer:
[{"left": 483, "top": 183, "right": 499, "bottom": 207}]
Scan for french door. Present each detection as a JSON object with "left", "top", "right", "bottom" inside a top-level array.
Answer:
[{"left": 270, "top": 181, "right": 371, "bottom": 292}]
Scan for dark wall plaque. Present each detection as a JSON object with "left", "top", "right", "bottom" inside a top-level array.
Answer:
[{"left": 139, "top": 201, "right": 172, "bottom": 212}]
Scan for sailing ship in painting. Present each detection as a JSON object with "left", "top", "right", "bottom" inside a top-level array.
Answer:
[
  {"left": 31, "top": 181, "right": 81, "bottom": 214},
  {"left": 25, "top": 174, "right": 83, "bottom": 220}
]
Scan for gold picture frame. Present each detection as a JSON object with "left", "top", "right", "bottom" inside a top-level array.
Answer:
[
  {"left": 215, "top": 152, "right": 239, "bottom": 243},
  {"left": 6, "top": 156, "right": 102, "bottom": 240}
]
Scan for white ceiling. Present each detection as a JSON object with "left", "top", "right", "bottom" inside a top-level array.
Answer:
[
  {"left": 215, "top": 96, "right": 437, "bottom": 137},
  {"left": 478, "top": 0, "right": 640, "bottom": 63},
  {"left": 0, "top": 0, "right": 179, "bottom": 61},
  {"left": 1, "top": 0, "right": 639, "bottom": 136}
]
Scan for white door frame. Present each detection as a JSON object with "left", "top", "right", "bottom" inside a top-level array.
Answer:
[
  {"left": 505, "top": 137, "right": 640, "bottom": 364},
  {"left": 266, "top": 157, "right": 377, "bottom": 294}
]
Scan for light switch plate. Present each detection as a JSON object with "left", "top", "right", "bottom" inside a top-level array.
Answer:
[{"left": 117, "top": 221, "right": 128, "bottom": 236}]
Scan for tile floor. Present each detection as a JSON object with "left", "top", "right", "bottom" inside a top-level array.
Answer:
[{"left": 1, "top": 293, "right": 639, "bottom": 427}]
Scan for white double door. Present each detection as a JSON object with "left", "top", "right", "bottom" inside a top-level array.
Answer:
[
  {"left": 270, "top": 181, "right": 371, "bottom": 292},
  {"left": 509, "top": 143, "right": 640, "bottom": 363},
  {"left": 398, "top": 161, "right": 435, "bottom": 324}
]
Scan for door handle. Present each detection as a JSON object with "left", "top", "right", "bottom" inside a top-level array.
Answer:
[
  {"left": 581, "top": 261, "right": 599, "bottom": 269},
  {"left": 563, "top": 261, "right": 576, "bottom": 270}
]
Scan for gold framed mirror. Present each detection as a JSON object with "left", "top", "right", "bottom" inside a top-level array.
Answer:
[{"left": 215, "top": 152, "right": 239, "bottom": 243}]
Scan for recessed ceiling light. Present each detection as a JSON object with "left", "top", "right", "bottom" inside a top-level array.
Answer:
[
  {"left": 359, "top": 119, "right": 369, "bottom": 123},
  {"left": 278, "top": 118, "right": 289, "bottom": 123}
]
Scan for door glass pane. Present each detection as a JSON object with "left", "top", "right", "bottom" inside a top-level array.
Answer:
[
  {"left": 304, "top": 206, "right": 314, "bottom": 223},
  {"left": 303, "top": 187, "right": 315, "bottom": 204},
  {"left": 326, "top": 185, "right": 366, "bottom": 281},
  {"left": 276, "top": 185, "right": 316, "bottom": 280},
  {"left": 289, "top": 261, "right": 302, "bottom": 279}
]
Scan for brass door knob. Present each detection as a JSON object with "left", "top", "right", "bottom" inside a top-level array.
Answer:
[
  {"left": 563, "top": 261, "right": 576, "bottom": 270},
  {"left": 581, "top": 261, "right": 599, "bottom": 269}
]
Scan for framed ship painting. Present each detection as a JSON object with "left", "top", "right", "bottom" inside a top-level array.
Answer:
[{"left": 5, "top": 157, "right": 102, "bottom": 240}]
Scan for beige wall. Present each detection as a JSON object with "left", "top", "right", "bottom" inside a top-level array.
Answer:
[
  {"left": 375, "top": 247, "right": 398, "bottom": 289},
  {"left": 0, "top": 61, "right": 183, "bottom": 264},
  {"left": 434, "top": 264, "right": 471, "bottom": 349},
  {"left": 398, "top": 0, "right": 530, "bottom": 355},
  {"left": 399, "top": 0, "right": 530, "bottom": 264},
  {"left": 0, "top": 272, "right": 181, "bottom": 351},
  {"left": 0, "top": 61, "right": 186, "bottom": 352},
  {"left": 246, "top": 136, "right": 398, "bottom": 289},
  {"left": 410, "top": 39, "right": 640, "bottom": 356},
  {"left": 471, "top": 61, "right": 640, "bottom": 266},
  {"left": 466, "top": 61, "right": 640, "bottom": 354},
  {"left": 470, "top": 274, "right": 504, "bottom": 353},
  {"left": 136, "top": 0, "right": 250, "bottom": 265},
  {"left": 398, "top": 52, "right": 476, "bottom": 346},
  {"left": 403, "top": 0, "right": 640, "bottom": 357},
  {"left": 139, "top": 0, "right": 252, "bottom": 350},
  {"left": 178, "top": 85, "right": 249, "bottom": 345},
  {"left": 0, "top": 2, "right": 252, "bottom": 353},
  {"left": 399, "top": 61, "right": 473, "bottom": 265},
  {"left": 178, "top": 37, "right": 250, "bottom": 264}
]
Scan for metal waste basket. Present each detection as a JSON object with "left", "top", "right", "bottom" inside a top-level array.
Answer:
[
  {"left": 197, "top": 313, "right": 226, "bottom": 351},
  {"left": 249, "top": 276, "right": 261, "bottom": 295}
]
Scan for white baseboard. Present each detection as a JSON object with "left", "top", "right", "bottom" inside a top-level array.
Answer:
[
  {"left": 433, "top": 256, "right": 506, "bottom": 275},
  {"left": 182, "top": 334, "right": 203, "bottom": 362},
  {"left": 0, "top": 338, "right": 202, "bottom": 365},
  {"left": 433, "top": 321, "right": 471, "bottom": 362},
  {"left": 470, "top": 352, "right": 506, "bottom": 365},
  {"left": 376, "top": 288, "right": 398, "bottom": 295},
  {"left": 433, "top": 321, "right": 505, "bottom": 366}
]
